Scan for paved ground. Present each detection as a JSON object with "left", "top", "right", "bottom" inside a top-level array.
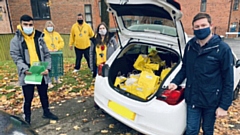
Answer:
[{"left": 26, "top": 38, "right": 240, "bottom": 135}]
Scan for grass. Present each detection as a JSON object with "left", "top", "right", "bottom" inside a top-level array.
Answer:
[{"left": 0, "top": 58, "right": 93, "bottom": 98}]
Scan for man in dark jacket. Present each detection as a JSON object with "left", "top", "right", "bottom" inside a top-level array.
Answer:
[
  {"left": 168, "top": 13, "right": 234, "bottom": 135},
  {"left": 10, "top": 15, "right": 58, "bottom": 124}
]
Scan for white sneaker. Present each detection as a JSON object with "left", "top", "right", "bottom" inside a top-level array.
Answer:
[{"left": 72, "top": 69, "right": 79, "bottom": 73}]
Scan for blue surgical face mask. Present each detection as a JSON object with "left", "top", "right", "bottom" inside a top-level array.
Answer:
[
  {"left": 23, "top": 27, "right": 34, "bottom": 35},
  {"left": 47, "top": 27, "right": 54, "bottom": 32},
  {"left": 194, "top": 27, "right": 211, "bottom": 40}
]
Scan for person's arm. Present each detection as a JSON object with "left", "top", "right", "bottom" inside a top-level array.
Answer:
[
  {"left": 39, "top": 35, "right": 51, "bottom": 72},
  {"left": 88, "top": 26, "right": 95, "bottom": 38},
  {"left": 69, "top": 25, "right": 75, "bottom": 47},
  {"left": 10, "top": 37, "right": 30, "bottom": 74},
  {"left": 170, "top": 44, "right": 188, "bottom": 86},
  {"left": 56, "top": 32, "right": 64, "bottom": 50},
  {"left": 89, "top": 38, "right": 95, "bottom": 72},
  {"left": 219, "top": 46, "right": 234, "bottom": 111},
  {"left": 112, "top": 36, "right": 118, "bottom": 51}
]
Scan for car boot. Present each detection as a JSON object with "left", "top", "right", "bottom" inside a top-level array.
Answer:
[{"left": 42, "top": 111, "right": 59, "bottom": 120}]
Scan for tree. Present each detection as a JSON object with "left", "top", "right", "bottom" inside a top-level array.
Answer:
[{"left": 101, "top": 0, "right": 109, "bottom": 27}]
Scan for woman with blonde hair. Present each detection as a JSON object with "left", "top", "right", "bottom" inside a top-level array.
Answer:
[{"left": 43, "top": 21, "right": 64, "bottom": 88}]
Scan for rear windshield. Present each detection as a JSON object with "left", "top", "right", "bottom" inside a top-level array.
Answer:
[{"left": 122, "top": 15, "right": 177, "bottom": 37}]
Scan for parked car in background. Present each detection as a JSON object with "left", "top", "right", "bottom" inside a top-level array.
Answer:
[
  {"left": 0, "top": 110, "right": 38, "bottom": 135},
  {"left": 94, "top": 0, "right": 240, "bottom": 135}
]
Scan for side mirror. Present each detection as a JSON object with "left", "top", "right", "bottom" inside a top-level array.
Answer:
[{"left": 236, "top": 59, "right": 240, "bottom": 68}]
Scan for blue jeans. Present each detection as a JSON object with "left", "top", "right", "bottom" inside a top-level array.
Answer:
[{"left": 186, "top": 105, "right": 216, "bottom": 135}]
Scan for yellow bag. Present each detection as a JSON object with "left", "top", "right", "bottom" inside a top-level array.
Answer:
[
  {"left": 119, "top": 83, "right": 133, "bottom": 93},
  {"left": 129, "top": 73, "right": 140, "bottom": 80},
  {"left": 114, "top": 76, "right": 127, "bottom": 87},
  {"left": 144, "top": 63, "right": 159, "bottom": 71},
  {"left": 131, "top": 83, "right": 159, "bottom": 100},
  {"left": 160, "top": 68, "right": 171, "bottom": 81},
  {"left": 133, "top": 54, "right": 149, "bottom": 71},
  {"left": 138, "top": 71, "right": 160, "bottom": 88}
]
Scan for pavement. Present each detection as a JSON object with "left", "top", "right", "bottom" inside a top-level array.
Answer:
[
  {"left": 19, "top": 38, "right": 240, "bottom": 135},
  {"left": 25, "top": 95, "right": 138, "bottom": 135}
]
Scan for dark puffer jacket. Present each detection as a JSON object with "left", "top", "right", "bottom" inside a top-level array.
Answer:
[
  {"left": 171, "top": 35, "right": 234, "bottom": 110},
  {"left": 89, "top": 32, "right": 118, "bottom": 77}
]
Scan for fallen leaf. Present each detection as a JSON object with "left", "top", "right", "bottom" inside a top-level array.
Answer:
[
  {"left": 56, "top": 127, "right": 61, "bottom": 130},
  {"left": 82, "top": 118, "right": 88, "bottom": 123},
  {"left": 50, "top": 120, "right": 57, "bottom": 124},
  {"left": 101, "top": 130, "right": 108, "bottom": 134},
  {"left": 73, "top": 125, "right": 80, "bottom": 130},
  {"left": 77, "top": 99, "right": 86, "bottom": 103},
  {"left": 109, "top": 124, "right": 114, "bottom": 128}
]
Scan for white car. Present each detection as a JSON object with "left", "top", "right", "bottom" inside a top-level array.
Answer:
[{"left": 94, "top": 0, "right": 240, "bottom": 135}]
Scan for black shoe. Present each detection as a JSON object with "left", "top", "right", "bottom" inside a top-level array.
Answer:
[
  {"left": 25, "top": 116, "right": 31, "bottom": 125},
  {"left": 42, "top": 112, "right": 58, "bottom": 120}
]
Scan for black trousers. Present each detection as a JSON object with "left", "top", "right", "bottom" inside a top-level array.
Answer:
[
  {"left": 74, "top": 47, "right": 90, "bottom": 70},
  {"left": 22, "top": 79, "right": 49, "bottom": 116}
]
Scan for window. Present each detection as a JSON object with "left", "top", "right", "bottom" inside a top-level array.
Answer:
[
  {"left": 85, "top": 4, "right": 93, "bottom": 28},
  {"left": 230, "top": 22, "right": 237, "bottom": 32},
  {"left": 200, "top": 0, "right": 207, "bottom": 12},
  {"left": 233, "top": 0, "right": 239, "bottom": 10},
  {"left": 98, "top": 1, "right": 101, "bottom": 16},
  {"left": 30, "top": 0, "right": 51, "bottom": 20}
]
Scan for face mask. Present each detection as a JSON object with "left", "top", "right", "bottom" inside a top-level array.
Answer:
[
  {"left": 23, "top": 27, "right": 34, "bottom": 35},
  {"left": 99, "top": 29, "right": 107, "bottom": 36},
  {"left": 46, "top": 27, "right": 54, "bottom": 32},
  {"left": 77, "top": 20, "right": 83, "bottom": 24},
  {"left": 194, "top": 27, "right": 211, "bottom": 40}
]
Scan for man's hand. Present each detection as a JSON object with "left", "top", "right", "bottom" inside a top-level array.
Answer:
[
  {"left": 41, "top": 69, "right": 49, "bottom": 75},
  {"left": 168, "top": 83, "right": 178, "bottom": 90},
  {"left": 70, "top": 46, "right": 73, "bottom": 50},
  {"left": 25, "top": 71, "right": 32, "bottom": 75},
  {"left": 216, "top": 107, "right": 228, "bottom": 118}
]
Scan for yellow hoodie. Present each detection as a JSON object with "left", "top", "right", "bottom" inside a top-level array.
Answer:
[
  {"left": 17, "top": 25, "right": 39, "bottom": 65},
  {"left": 69, "top": 22, "right": 94, "bottom": 49},
  {"left": 43, "top": 29, "right": 64, "bottom": 51}
]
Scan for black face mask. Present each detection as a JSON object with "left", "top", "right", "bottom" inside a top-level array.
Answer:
[{"left": 77, "top": 20, "right": 83, "bottom": 24}]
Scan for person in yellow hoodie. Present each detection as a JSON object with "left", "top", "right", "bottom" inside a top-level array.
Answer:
[
  {"left": 43, "top": 21, "right": 64, "bottom": 87},
  {"left": 10, "top": 15, "right": 58, "bottom": 125},
  {"left": 69, "top": 13, "right": 94, "bottom": 73}
]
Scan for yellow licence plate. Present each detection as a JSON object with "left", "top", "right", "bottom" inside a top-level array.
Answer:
[{"left": 108, "top": 100, "right": 136, "bottom": 120}]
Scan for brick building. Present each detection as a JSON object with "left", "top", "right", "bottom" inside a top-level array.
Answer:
[
  {"left": 0, "top": 0, "right": 12, "bottom": 33},
  {"left": 0, "top": 0, "right": 240, "bottom": 37},
  {"left": 177, "top": 0, "right": 232, "bottom": 36}
]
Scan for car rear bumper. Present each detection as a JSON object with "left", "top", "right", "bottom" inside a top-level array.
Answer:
[{"left": 94, "top": 76, "right": 186, "bottom": 135}]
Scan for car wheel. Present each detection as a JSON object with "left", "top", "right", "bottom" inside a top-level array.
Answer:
[{"left": 233, "top": 81, "right": 240, "bottom": 100}]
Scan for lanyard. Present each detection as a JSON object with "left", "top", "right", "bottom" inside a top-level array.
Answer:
[
  {"left": 50, "top": 33, "right": 55, "bottom": 49},
  {"left": 77, "top": 26, "right": 84, "bottom": 36}
]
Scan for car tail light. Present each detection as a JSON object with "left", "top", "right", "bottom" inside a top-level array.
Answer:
[
  {"left": 157, "top": 87, "right": 185, "bottom": 105},
  {"left": 98, "top": 62, "right": 110, "bottom": 77}
]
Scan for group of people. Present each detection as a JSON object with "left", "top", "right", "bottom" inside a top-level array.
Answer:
[
  {"left": 9, "top": 13, "right": 118, "bottom": 125},
  {"left": 9, "top": 12, "right": 233, "bottom": 135}
]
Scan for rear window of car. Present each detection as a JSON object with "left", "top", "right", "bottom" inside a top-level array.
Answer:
[{"left": 122, "top": 15, "right": 177, "bottom": 37}]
